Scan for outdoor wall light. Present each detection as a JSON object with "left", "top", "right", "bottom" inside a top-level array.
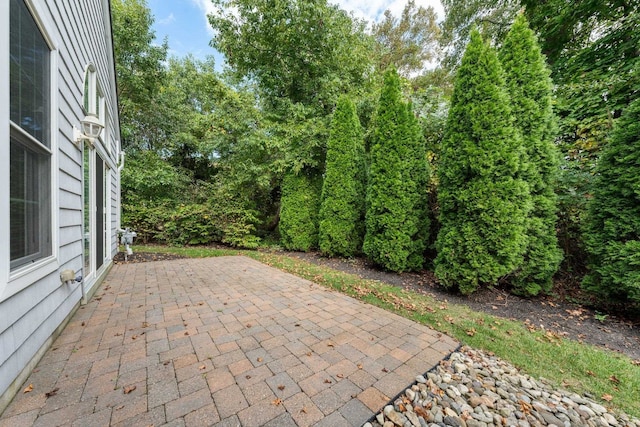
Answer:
[{"left": 73, "top": 113, "right": 104, "bottom": 146}]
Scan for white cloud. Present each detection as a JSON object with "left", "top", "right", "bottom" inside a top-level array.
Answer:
[
  {"left": 191, "top": 0, "right": 218, "bottom": 36},
  {"left": 157, "top": 12, "right": 176, "bottom": 25},
  {"left": 331, "top": 0, "right": 444, "bottom": 23}
]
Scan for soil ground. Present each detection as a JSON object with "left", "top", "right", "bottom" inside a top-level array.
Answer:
[{"left": 114, "top": 250, "right": 640, "bottom": 361}]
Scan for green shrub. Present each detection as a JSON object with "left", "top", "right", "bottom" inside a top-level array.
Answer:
[
  {"left": 163, "top": 204, "right": 221, "bottom": 245},
  {"left": 582, "top": 97, "right": 640, "bottom": 307},
  {"left": 435, "top": 29, "right": 531, "bottom": 294},
  {"left": 279, "top": 170, "right": 322, "bottom": 251},
  {"left": 318, "top": 96, "right": 366, "bottom": 257},
  {"left": 499, "top": 14, "right": 563, "bottom": 295}
]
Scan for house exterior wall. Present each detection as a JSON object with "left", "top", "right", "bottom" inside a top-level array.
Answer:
[{"left": 0, "top": 0, "right": 121, "bottom": 412}]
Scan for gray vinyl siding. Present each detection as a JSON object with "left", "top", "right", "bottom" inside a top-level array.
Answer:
[{"left": 0, "top": 0, "right": 120, "bottom": 407}]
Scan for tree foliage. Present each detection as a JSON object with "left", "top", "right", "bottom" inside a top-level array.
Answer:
[
  {"left": 111, "top": 0, "right": 168, "bottom": 150},
  {"left": 364, "top": 68, "right": 429, "bottom": 272},
  {"left": 498, "top": 14, "right": 562, "bottom": 295},
  {"left": 372, "top": 0, "right": 441, "bottom": 77},
  {"left": 435, "top": 29, "right": 530, "bottom": 294},
  {"left": 279, "top": 170, "right": 322, "bottom": 251},
  {"left": 208, "top": 0, "right": 374, "bottom": 113},
  {"left": 582, "top": 98, "right": 640, "bottom": 307},
  {"left": 318, "top": 96, "right": 366, "bottom": 257}
]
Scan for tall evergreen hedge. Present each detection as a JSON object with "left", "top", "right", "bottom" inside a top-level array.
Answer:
[
  {"left": 499, "top": 14, "right": 562, "bottom": 296},
  {"left": 582, "top": 98, "right": 640, "bottom": 306},
  {"left": 434, "top": 29, "right": 531, "bottom": 294},
  {"left": 318, "top": 96, "right": 366, "bottom": 257},
  {"left": 279, "top": 170, "right": 322, "bottom": 251},
  {"left": 363, "top": 67, "right": 429, "bottom": 272}
]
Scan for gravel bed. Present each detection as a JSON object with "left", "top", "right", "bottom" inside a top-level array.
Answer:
[{"left": 366, "top": 346, "right": 639, "bottom": 427}]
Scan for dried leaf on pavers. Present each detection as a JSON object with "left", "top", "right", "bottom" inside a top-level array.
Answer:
[
  {"left": 23, "top": 384, "right": 33, "bottom": 393},
  {"left": 382, "top": 368, "right": 389, "bottom": 373},
  {"left": 199, "top": 365, "right": 206, "bottom": 370},
  {"left": 124, "top": 385, "right": 136, "bottom": 394},
  {"left": 246, "top": 375, "right": 251, "bottom": 379},
  {"left": 357, "top": 363, "right": 363, "bottom": 369},
  {"left": 45, "top": 388, "right": 59, "bottom": 398},
  {"left": 306, "top": 352, "right": 312, "bottom": 357},
  {"left": 272, "top": 398, "right": 282, "bottom": 406},
  {"left": 142, "top": 322, "right": 149, "bottom": 328},
  {"left": 295, "top": 323, "right": 301, "bottom": 327},
  {"left": 336, "top": 374, "right": 344, "bottom": 379},
  {"left": 81, "top": 321, "right": 86, "bottom": 326},
  {"left": 184, "top": 331, "right": 189, "bottom": 336},
  {"left": 602, "top": 394, "right": 613, "bottom": 402},
  {"left": 278, "top": 385, "right": 285, "bottom": 391},
  {"left": 257, "top": 357, "right": 263, "bottom": 363},
  {"left": 132, "top": 335, "right": 138, "bottom": 340},
  {"left": 246, "top": 323, "right": 252, "bottom": 328},
  {"left": 327, "top": 342, "right": 335, "bottom": 348},
  {"left": 300, "top": 407, "right": 308, "bottom": 414},
  {"left": 163, "top": 361, "right": 170, "bottom": 366},
  {"left": 324, "top": 379, "right": 332, "bottom": 384}
]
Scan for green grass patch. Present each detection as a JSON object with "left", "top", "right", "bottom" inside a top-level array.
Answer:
[{"left": 130, "top": 245, "right": 640, "bottom": 417}]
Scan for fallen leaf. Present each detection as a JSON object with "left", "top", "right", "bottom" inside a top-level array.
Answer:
[
  {"left": 357, "top": 363, "right": 363, "bottom": 369},
  {"left": 245, "top": 375, "right": 251, "bottom": 379},
  {"left": 278, "top": 385, "right": 285, "bottom": 391},
  {"left": 466, "top": 328, "right": 476, "bottom": 337},
  {"left": 295, "top": 323, "right": 301, "bottom": 327},
  {"left": 601, "top": 394, "right": 613, "bottom": 402},
  {"left": 257, "top": 357, "right": 263, "bottom": 363},
  {"left": 324, "top": 379, "right": 332, "bottom": 384},
  {"left": 124, "top": 385, "right": 136, "bottom": 394},
  {"left": 382, "top": 368, "right": 389, "bottom": 373},
  {"left": 300, "top": 407, "right": 308, "bottom": 414},
  {"left": 306, "top": 352, "right": 312, "bottom": 357},
  {"left": 632, "top": 360, "right": 640, "bottom": 366},
  {"left": 23, "top": 384, "right": 33, "bottom": 393},
  {"left": 81, "top": 321, "right": 86, "bottom": 326},
  {"left": 327, "top": 342, "right": 335, "bottom": 348},
  {"left": 184, "top": 331, "right": 189, "bottom": 336},
  {"left": 246, "top": 323, "right": 252, "bottom": 328},
  {"left": 132, "top": 335, "right": 138, "bottom": 340},
  {"left": 586, "top": 370, "right": 596, "bottom": 377},
  {"left": 45, "top": 388, "right": 59, "bottom": 398},
  {"left": 336, "top": 373, "right": 344, "bottom": 379},
  {"left": 414, "top": 406, "right": 430, "bottom": 419},
  {"left": 272, "top": 398, "right": 282, "bottom": 406},
  {"left": 142, "top": 322, "right": 149, "bottom": 328},
  {"left": 609, "top": 375, "right": 620, "bottom": 384},
  {"left": 199, "top": 365, "right": 206, "bottom": 370}
]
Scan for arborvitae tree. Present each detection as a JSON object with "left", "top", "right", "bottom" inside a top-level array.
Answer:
[
  {"left": 406, "top": 102, "right": 431, "bottom": 269},
  {"left": 582, "top": 98, "right": 640, "bottom": 306},
  {"left": 434, "top": 29, "right": 531, "bottom": 294},
  {"left": 364, "top": 67, "right": 429, "bottom": 272},
  {"left": 279, "top": 170, "right": 322, "bottom": 251},
  {"left": 318, "top": 96, "right": 366, "bottom": 257},
  {"left": 499, "top": 14, "right": 562, "bottom": 296}
]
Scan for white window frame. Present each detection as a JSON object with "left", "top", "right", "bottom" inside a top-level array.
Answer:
[{"left": 0, "top": 0, "right": 59, "bottom": 302}]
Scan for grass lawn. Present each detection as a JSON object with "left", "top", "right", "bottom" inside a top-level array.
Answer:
[{"left": 130, "top": 245, "right": 640, "bottom": 418}]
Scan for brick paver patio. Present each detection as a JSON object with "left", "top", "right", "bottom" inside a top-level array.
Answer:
[{"left": 0, "top": 256, "right": 458, "bottom": 427}]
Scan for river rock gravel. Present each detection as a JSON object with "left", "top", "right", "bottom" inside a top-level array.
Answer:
[{"left": 364, "top": 346, "right": 639, "bottom": 427}]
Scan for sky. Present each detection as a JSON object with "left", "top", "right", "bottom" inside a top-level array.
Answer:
[{"left": 147, "top": 0, "right": 444, "bottom": 68}]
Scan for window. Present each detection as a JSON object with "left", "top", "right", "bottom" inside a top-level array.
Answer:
[{"left": 9, "top": 0, "right": 52, "bottom": 269}]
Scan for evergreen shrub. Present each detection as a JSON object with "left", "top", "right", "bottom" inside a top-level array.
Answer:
[{"left": 279, "top": 170, "right": 322, "bottom": 251}]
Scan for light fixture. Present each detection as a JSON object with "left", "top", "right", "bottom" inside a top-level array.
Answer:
[{"left": 73, "top": 113, "right": 104, "bottom": 146}]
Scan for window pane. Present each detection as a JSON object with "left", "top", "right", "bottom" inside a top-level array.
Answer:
[
  {"left": 10, "top": 0, "right": 50, "bottom": 148},
  {"left": 10, "top": 133, "right": 52, "bottom": 268}
]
